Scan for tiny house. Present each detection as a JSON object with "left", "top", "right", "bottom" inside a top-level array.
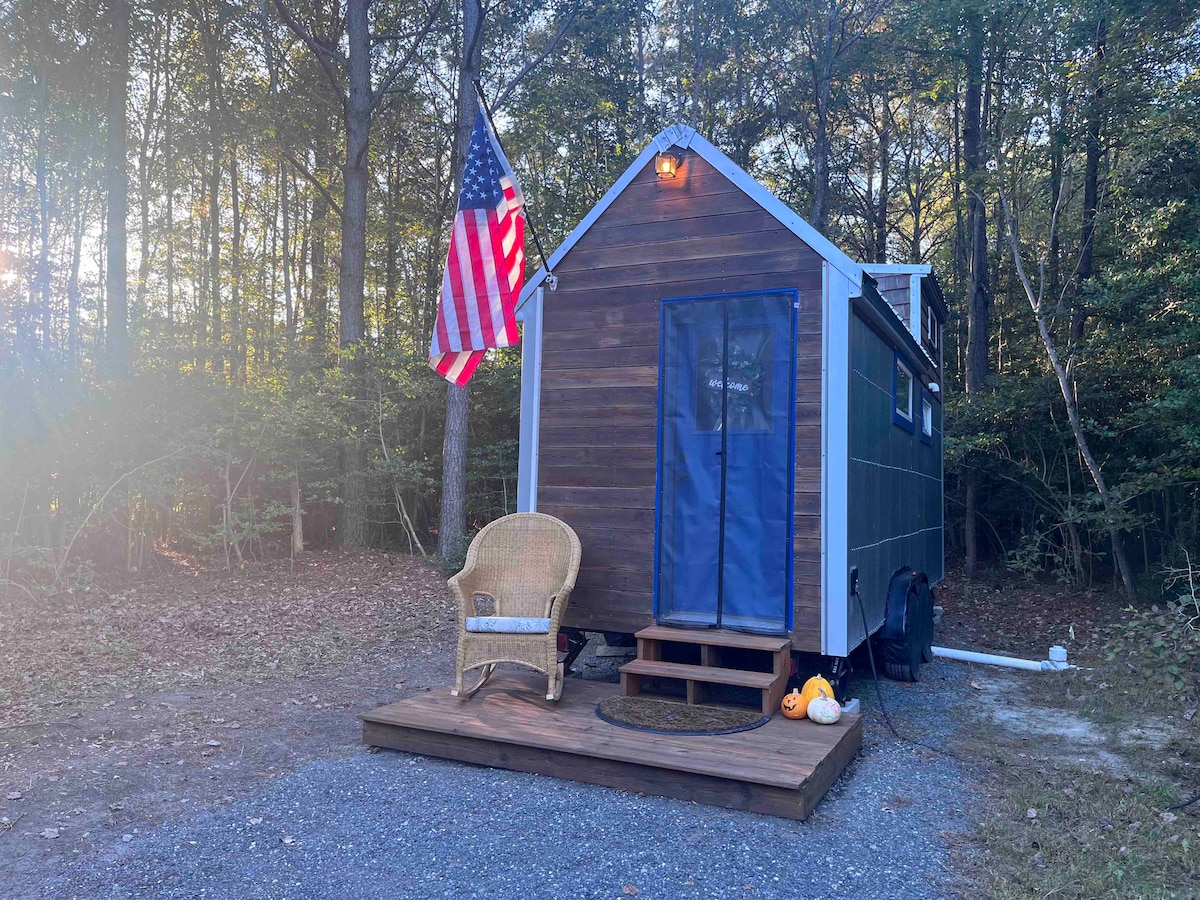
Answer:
[{"left": 514, "top": 124, "right": 945, "bottom": 664}]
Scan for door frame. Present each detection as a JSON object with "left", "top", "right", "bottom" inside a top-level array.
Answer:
[{"left": 652, "top": 288, "right": 799, "bottom": 632}]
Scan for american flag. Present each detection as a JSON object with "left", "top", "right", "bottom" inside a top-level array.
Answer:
[{"left": 429, "top": 110, "right": 526, "bottom": 385}]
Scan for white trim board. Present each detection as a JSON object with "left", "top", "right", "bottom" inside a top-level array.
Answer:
[
  {"left": 518, "top": 123, "right": 864, "bottom": 305},
  {"left": 515, "top": 287, "right": 544, "bottom": 512},
  {"left": 821, "top": 262, "right": 852, "bottom": 658},
  {"left": 860, "top": 263, "right": 931, "bottom": 275}
]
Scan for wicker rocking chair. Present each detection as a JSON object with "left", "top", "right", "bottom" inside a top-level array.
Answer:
[{"left": 449, "top": 513, "right": 581, "bottom": 701}]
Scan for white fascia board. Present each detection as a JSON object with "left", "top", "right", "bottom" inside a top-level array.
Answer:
[
  {"left": 515, "top": 287, "right": 544, "bottom": 512},
  {"left": 822, "top": 261, "right": 852, "bottom": 658},
  {"left": 519, "top": 123, "right": 864, "bottom": 303},
  {"left": 860, "top": 263, "right": 932, "bottom": 276}
]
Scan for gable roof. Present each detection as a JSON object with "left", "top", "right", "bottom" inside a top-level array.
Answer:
[{"left": 517, "top": 124, "right": 864, "bottom": 305}]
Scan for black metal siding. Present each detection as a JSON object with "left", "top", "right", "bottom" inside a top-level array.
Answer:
[{"left": 845, "top": 308, "right": 945, "bottom": 650}]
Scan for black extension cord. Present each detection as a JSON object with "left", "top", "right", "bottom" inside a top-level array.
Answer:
[{"left": 854, "top": 586, "right": 956, "bottom": 760}]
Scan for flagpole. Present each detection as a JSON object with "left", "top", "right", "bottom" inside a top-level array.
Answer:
[{"left": 472, "top": 79, "right": 558, "bottom": 292}]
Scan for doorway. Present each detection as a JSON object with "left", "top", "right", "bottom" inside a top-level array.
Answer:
[{"left": 654, "top": 290, "right": 797, "bottom": 635}]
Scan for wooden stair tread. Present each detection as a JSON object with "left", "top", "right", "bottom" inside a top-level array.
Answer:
[
  {"left": 636, "top": 626, "right": 790, "bottom": 653},
  {"left": 620, "top": 659, "right": 780, "bottom": 689}
]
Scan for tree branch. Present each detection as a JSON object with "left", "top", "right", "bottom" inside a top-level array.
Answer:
[
  {"left": 271, "top": 0, "right": 347, "bottom": 104},
  {"left": 493, "top": 5, "right": 580, "bottom": 110},
  {"left": 57, "top": 448, "right": 193, "bottom": 578},
  {"left": 369, "top": 0, "right": 446, "bottom": 114},
  {"left": 281, "top": 149, "right": 344, "bottom": 220}
]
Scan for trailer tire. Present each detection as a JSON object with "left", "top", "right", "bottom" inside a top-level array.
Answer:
[{"left": 877, "top": 567, "right": 935, "bottom": 682}]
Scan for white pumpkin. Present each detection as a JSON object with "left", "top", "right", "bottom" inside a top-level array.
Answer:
[{"left": 806, "top": 687, "right": 841, "bottom": 725}]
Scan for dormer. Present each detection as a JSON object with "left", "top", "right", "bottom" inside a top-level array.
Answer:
[{"left": 861, "top": 264, "right": 947, "bottom": 370}]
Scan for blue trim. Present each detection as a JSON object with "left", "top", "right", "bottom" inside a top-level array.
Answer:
[
  {"left": 785, "top": 294, "right": 797, "bottom": 632},
  {"left": 892, "top": 350, "right": 916, "bottom": 433},
  {"left": 652, "top": 299, "right": 667, "bottom": 621},
  {"left": 919, "top": 387, "right": 933, "bottom": 444},
  {"left": 653, "top": 288, "right": 798, "bottom": 634}
]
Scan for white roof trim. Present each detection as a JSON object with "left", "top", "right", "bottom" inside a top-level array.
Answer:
[
  {"left": 519, "top": 123, "right": 863, "bottom": 304},
  {"left": 861, "top": 263, "right": 932, "bottom": 276}
]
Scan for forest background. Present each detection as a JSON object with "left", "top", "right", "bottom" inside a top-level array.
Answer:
[{"left": 1, "top": 0, "right": 1198, "bottom": 608}]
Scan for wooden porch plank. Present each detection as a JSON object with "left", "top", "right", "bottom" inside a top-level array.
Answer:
[
  {"left": 361, "top": 673, "right": 861, "bottom": 797},
  {"left": 361, "top": 673, "right": 861, "bottom": 821}
]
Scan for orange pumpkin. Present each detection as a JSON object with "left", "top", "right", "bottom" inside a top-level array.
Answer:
[
  {"left": 780, "top": 688, "right": 806, "bottom": 719},
  {"left": 800, "top": 674, "right": 835, "bottom": 709}
]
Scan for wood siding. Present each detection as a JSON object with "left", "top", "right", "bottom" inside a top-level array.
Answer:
[
  {"left": 536, "top": 152, "right": 824, "bottom": 651},
  {"left": 873, "top": 273, "right": 912, "bottom": 326}
]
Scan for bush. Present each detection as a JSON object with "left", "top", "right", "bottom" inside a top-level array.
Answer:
[{"left": 1107, "top": 559, "right": 1200, "bottom": 694}]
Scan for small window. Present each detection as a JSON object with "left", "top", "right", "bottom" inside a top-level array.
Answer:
[
  {"left": 893, "top": 353, "right": 915, "bottom": 432},
  {"left": 922, "top": 304, "right": 941, "bottom": 362},
  {"left": 920, "top": 393, "right": 933, "bottom": 443}
]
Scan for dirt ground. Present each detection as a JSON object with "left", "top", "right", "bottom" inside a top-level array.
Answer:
[
  {"left": 933, "top": 571, "right": 1199, "bottom": 897},
  {"left": 0, "top": 552, "right": 456, "bottom": 894},
  {"left": 2, "top": 554, "right": 1197, "bottom": 898},
  {"left": 934, "top": 569, "right": 1132, "bottom": 662}
]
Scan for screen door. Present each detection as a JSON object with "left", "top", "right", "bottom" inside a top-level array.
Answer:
[{"left": 655, "top": 290, "right": 797, "bottom": 635}]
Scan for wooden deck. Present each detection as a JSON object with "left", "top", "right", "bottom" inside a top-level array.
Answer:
[{"left": 361, "top": 671, "right": 861, "bottom": 820}]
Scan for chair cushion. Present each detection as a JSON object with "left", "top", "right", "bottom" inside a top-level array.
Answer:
[{"left": 465, "top": 616, "right": 552, "bottom": 634}]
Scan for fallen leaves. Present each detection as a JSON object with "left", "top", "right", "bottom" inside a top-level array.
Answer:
[{"left": 1, "top": 551, "right": 455, "bottom": 728}]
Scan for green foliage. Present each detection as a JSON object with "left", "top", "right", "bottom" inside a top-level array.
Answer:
[
  {"left": 0, "top": 0, "right": 1198, "bottom": 587},
  {"left": 1107, "top": 560, "right": 1200, "bottom": 695}
]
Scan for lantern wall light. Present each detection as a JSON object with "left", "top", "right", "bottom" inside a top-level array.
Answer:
[{"left": 655, "top": 150, "right": 680, "bottom": 179}]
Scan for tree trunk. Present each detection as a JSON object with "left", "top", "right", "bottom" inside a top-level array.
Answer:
[
  {"left": 135, "top": 19, "right": 160, "bottom": 343},
  {"left": 963, "top": 21, "right": 989, "bottom": 395},
  {"left": 308, "top": 166, "right": 329, "bottom": 356},
  {"left": 336, "top": 0, "right": 374, "bottom": 549},
  {"left": 964, "top": 479, "right": 978, "bottom": 576},
  {"left": 291, "top": 471, "right": 304, "bottom": 557},
  {"left": 1070, "top": 15, "right": 1106, "bottom": 375},
  {"left": 874, "top": 121, "right": 889, "bottom": 263},
  {"left": 230, "top": 150, "right": 243, "bottom": 379},
  {"left": 961, "top": 14, "right": 989, "bottom": 578},
  {"left": 437, "top": 0, "right": 484, "bottom": 558},
  {"left": 383, "top": 149, "right": 399, "bottom": 343},
  {"left": 281, "top": 162, "right": 295, "bottom": 346},
  {"left": 809, "top": 2, "right": 838, "bottom": 235},
  {"left": 104, "top": 0, "right": 130, "bottom": 373},
  {"left": 67, "top": 180, "right": 85, "bottom": 364},
  {"left": 163, "top": 8, "right": 175, "bottom": 335},
  {"left": 35, "top": 51, "right": 51, "bottom": 355}
]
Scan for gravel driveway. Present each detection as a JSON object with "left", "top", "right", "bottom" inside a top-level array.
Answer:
[{"left": 38, "top": 660, "right": 974, "bottom": 900}]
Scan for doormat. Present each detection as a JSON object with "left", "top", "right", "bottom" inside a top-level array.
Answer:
[{"left": 596, "top": 696, "right": 770, "bottom": 735}]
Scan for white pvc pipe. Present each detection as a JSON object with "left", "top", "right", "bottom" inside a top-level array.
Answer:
[{"left": 931, "top": 645, "right": 1077, "bottom": 672}]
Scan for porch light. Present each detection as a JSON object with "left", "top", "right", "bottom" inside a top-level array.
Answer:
[{"left": 655, "top": 150, "right": 679, "bottom": 179}]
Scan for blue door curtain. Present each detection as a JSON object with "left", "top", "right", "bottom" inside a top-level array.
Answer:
[{"left": 655, "top": 291, "right": 797, "bottom": 635}]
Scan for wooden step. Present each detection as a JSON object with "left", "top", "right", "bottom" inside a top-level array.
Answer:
[
  {"left": 619, "top": 659, "right": 778, "bottom": 690},
  {"left": 635, "top": 626, "right": 790, "bottom": 653}
]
